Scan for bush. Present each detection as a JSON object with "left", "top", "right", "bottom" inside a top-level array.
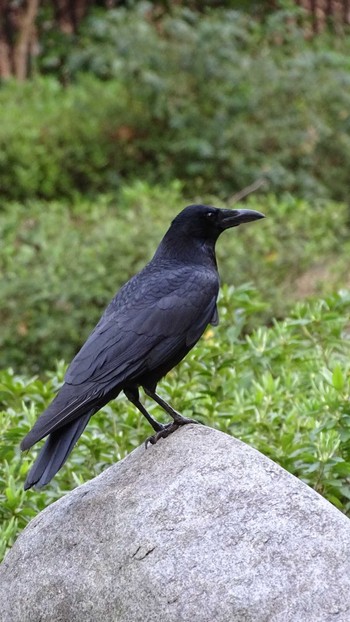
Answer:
[
  {"left": 2, "top": 8, "right": 350, "bottom": 201},
  {"left": 47, "top": 5, "right": 350, "bottom": 201},
  {"left": 2, "top": 286, "right": 350, "bottom": 560},
  {"left": 1, "top": 187, "right": 349, "bottom": 372},
  {"left": 0, "top": 76, "right": 125, "bottom": 203},
  {"left": 0, "top": 181, "right": 182, "bottom": 371}
]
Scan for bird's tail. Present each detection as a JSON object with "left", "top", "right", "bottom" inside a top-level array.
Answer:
[{"left": 23, "top": 411, "right": 93, "bottom": 490}]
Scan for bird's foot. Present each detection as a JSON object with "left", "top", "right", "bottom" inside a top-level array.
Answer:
[
  {"left": 145, "top": 423, "right": 179, "bottom": 447},
  {"left": 171, "top": 414, "right": 198, "bottom": 426},
  {"left": 145, "top": 417, "right": 198, "bottom": 448}
]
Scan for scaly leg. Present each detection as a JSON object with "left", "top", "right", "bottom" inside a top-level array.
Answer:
[
  {"left": 124, "top": 388, "right": 164, "bottom": 432},
  {"left": 143, "top": 387, "right": 198, "bottom": 445}
]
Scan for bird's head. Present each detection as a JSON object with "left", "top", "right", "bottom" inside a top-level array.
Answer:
[{"left": 171, "top": 204, "right": 265, "bottom": 241}]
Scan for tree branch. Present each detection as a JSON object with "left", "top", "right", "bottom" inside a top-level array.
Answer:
[{"left": 228, "top": 178, "right": 267, "bottom": 205}]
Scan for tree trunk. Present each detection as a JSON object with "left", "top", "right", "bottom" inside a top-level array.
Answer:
[
  {"left": 299, "top": 0, "right": 350, "bottom": 31},
  {"left": 0, "top": 0, "right": 91, "bottom": 80},
  {"left": 54, "top": 0, "right": 91, "bottom": 34},
  {"left": 0, "top": 0, "right": 40, "bottom": 80},
  {"left": 0, "top": 2, "right": 13, "bottom": 79},
  {"left": 13, "top": 0, "right": 40, "bottom": 80}
]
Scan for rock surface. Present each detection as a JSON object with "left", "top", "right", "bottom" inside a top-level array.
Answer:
[{"left": 1, "top": 425, "right": 350, "bottom": 622}]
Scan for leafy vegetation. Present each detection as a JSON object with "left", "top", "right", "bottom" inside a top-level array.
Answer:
[
  {"left": 1, "top": 0, "right": 350, "bottom": 565},
  {"left": 2, "top": 8, "right": 350, "bottom": 202},
  {"left": 2, "top": 286, "right": 350, "bottom": 560},
  {"left": 0, "top": 77, "right": 124, "bottom": 202},
  {"left": 2, "top": 187, "right": 349, "bottom": 372}
]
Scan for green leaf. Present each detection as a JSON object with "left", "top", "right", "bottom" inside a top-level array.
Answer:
[{"left": 332, "top": 364, "right": 345, "bottom": 391}]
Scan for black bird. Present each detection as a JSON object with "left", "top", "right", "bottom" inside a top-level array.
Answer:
[{"left": 21, "top": 204, "right": 264, "bottom": 489}]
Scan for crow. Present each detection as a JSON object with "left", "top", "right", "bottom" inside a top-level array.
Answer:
[{"left": 21, "top": 204, "right": 264, "bottom": 489}]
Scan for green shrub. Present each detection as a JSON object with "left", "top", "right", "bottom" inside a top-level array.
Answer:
[
  {"left": 2, "top": 8, "right": 350, "bottom": 201},
  {"left": 0, "top": 76, "right": 127, "bottom": 202},
  {"left": 1, "top": 187, "right": 349, "bottom": 372},
  {"left": 0, "top": 181, "right": 182, "bottom": 371},
  {"left": 2, "top": 286, "right": 350, "bottom": 560},
  {"left": 53, "top": 6, "right": 350, "bottom": 201}
]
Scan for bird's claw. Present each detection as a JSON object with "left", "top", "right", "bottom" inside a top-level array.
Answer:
[
  {"left": 145, "top": 423, "right": 179, "bottom": 448},
  {"left": 145, "top": 417, "right": 199, "bottom": 448}
]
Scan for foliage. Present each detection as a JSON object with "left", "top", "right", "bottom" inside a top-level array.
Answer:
[
  {"left": 0, "top": 181, "right": 181, "bottom": 371},
  {"left": 2, "top": 286, "right": 350, "bottom": 561},
  {"left": 46, "top": 5, "right": 350, "bottom": 201},
  {"left": 0, "top": 76, "right": 124, "bottom": 202},
  {"left": 1, "top": 188, "right": 349, "bottom": 372},
  {"left": 1, "top": 0, "right": 350, "bottom": 562},
  {"left": 1, "top": 8, "right": 350, "bottom": 201}
]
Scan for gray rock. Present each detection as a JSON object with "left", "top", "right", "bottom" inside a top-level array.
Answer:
[{"left": 1, "top": 424, "right": 350, "bottom": 622}]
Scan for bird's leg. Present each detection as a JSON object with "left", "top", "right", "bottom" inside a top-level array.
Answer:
[
  {"left": 143, "top": 387, "right": 198, "bottom": 445},
  {"left": 144, "top": 388, "right": 198, "bottom": 425},
  {"left": 124, "top": 388, "right": 165, "bottom": 433}
]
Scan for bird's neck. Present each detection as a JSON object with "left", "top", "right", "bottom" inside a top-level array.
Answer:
[{"left": 153, "top": 232, "right": 218, "bottom": 269}]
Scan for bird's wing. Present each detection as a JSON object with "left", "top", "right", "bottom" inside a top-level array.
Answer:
[
  {"left": 65, "top": 264, "right": 219, "bottom": 387},
  {"left": 21, "top": 265, "right": 218, "bottom": 449}
]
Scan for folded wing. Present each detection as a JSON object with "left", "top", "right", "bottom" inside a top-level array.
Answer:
[{"left": 21, "top": 264, "right": 219, "bottom": 449}]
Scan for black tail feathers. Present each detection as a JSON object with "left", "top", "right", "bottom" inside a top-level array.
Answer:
[{"left": 23, "top": 412, "right": 92, "bottom": 490}]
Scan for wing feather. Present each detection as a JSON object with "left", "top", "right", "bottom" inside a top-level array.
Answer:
[
  {"left": 22, "top": 264, "right": 219, "bottom": 449},
  {"left": 65, "top": 264, "right": 219, "bottom": 387}
]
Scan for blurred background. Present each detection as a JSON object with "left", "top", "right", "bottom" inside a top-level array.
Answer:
[{"left": 2, "top": 0, "right": 350, "bottom": 554}]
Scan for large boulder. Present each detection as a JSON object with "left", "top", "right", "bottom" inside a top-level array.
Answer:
[{"left": 1, "top": 424, "right": 350, "bottom": 622}]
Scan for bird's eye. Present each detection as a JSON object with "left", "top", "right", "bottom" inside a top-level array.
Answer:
[{"left": 206, "top": 211, "right": 215, "bottom": 219}]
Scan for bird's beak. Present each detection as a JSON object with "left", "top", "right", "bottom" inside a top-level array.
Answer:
[{"left": 220, "top": 208, "right": 265, "bottom": 229}]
